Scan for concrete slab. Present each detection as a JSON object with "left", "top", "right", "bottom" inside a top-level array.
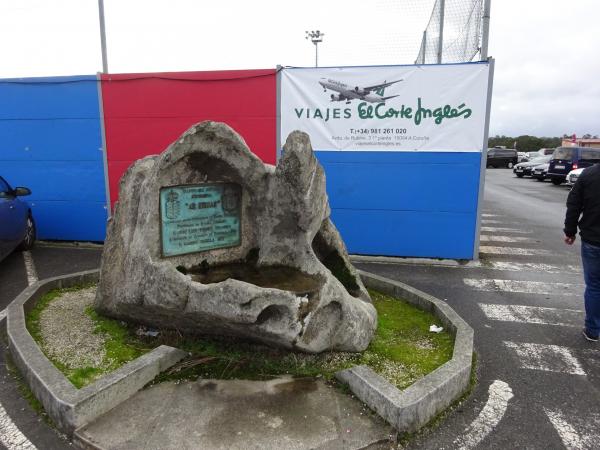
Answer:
[{"left": 75, "top": 377, "right": 396, "bottom": 450}]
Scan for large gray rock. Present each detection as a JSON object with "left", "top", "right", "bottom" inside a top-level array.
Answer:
[{"left": 95, "top": 121, "right": 376, "bottom": 353}]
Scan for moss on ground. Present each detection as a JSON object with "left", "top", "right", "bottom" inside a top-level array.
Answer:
[
  {"left": 26, "top": 283, "right": 150, "bottom": 388},
  {"left": 0, "top": 328, "right": 50, "bottom": 424},
  {"left": 27, "top": 285, "right": 454, "bottom": 391}
]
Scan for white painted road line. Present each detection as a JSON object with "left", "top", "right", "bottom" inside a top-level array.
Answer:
[
  {"left": 485, "top": 261, "right": 582, "bottom": 274},
  {"left": 504, "top": 342, "right": 586, "bottom": 375},
  {"left": 480, "top": 235, "right": 536, "bottom": 243},
  {"left": 479, "top": 304, "right": 583, "bottom": 328},
  {"left": 452, "top": 380, "right": 513, "bottom": 450},
  {"left": 481, "top": 227, "right": 532, "bottom": 234},
  {"left": 464, "top": 278, "right": 579, "bottom": 295},
  {"left": 0, "top": 402, "right": 37, "bottom": 449},
  {"left": 22, "top": 251, "right": 38, "bottom": 286},
  {"left": 545, "top": 409, "right": 599, "bottom": 449},
  {"left": 481, "top": 219, "right": 513, "bottom": 225},
  {"left": 480, "top": 246, "right": 551, "bottom": 256}
]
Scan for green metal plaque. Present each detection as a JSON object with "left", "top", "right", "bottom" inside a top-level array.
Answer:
[{"left": 159, "top": 183, "right": 241, "bottom": 257}]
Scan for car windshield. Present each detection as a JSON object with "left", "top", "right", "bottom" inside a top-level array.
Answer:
[
  {"left": 581, "top": 149, "right": 600, "bottom": 161},
  {"left": 532, "top": 155, "right": 551, "bottom": 163},
  {"left": 552, "top": 147, "right": 574, "bottom": 160}
]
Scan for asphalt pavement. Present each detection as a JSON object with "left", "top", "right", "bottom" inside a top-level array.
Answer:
[
  {"left": 0, "top": 169, "right": 598, "bottom": 449},
  {"left": 357, "top": 169, "right": 599, "bottom": 449},
  {"left": 0, "top": 244, "right": 102, "bottom": 450}
]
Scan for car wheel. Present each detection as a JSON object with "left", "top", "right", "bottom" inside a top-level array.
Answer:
[
  {"left": 551, "top": 178, "right": 562, "bottom": 185},
  {"left": 18, "top": 215, "right": 36, "bottom": 251},
  {"left": 516, "top": 173, "right": 524, "bottom": 178},
  {"left": 507, "top": 162, "right": 514, "bottom": 169},
  {"left": 536, "top": 177, "right": 544, "bottom": 182}
]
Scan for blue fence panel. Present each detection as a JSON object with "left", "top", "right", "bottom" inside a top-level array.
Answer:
[
  {"left": 316, "top": 151, "right": 482, "bottom": 259},
  {"left": 0, "top": 75, "right": 106, "bottom": 241}
]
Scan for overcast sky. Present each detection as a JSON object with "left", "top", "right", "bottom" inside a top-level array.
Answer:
[{"left": 1, "top": 0, "right": 598, "bottom": 137}]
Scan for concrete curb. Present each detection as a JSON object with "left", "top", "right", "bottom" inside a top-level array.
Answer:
[
  {"left": 6, "top": 270, "right": 187, "bottom": 436},
  {"left": 335, "top": 270, "right": 474, "bottom": 433},
  {"left": 350, "top": 254, "right": 481, "bottom": 268}
]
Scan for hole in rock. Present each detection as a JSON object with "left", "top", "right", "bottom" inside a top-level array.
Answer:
[
  {"left": 311, "top": 229, "right": 361, "bottom": 297},
  {"left": 255, "top": 305, "right": 290, "bottom": 324},
  {"left": 189, "top": 264, "right": 323, "bottom": 296}
]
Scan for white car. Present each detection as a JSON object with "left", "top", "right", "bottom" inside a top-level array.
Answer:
[{"left": 565, "top": 168, "right": 584, "bottom": 187}]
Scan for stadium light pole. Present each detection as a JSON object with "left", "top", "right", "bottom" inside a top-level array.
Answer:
[
  {"left": 305, "top": 30, "right": 324, "bottom": 67},
  {"left": 98, "top": 0, "right": 109, "bottom": 73}
]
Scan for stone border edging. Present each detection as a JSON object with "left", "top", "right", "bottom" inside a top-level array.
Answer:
[
  {"left": 350, "top": 254, "right": 481, "bottom": 268},
  {"left": 5, "top": 270, "right": 187, "bottom": 435},
  {"left": 335, "top": 270, "right": 474, "bottom": 433}
]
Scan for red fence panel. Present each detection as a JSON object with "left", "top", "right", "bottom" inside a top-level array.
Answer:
[{"left": 101, "top": 69, "right": 277, "bottom": 206}]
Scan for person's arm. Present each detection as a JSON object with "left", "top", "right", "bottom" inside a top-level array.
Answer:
[{"left": 564, "top": 174, "right": 585, "bottom": 244}]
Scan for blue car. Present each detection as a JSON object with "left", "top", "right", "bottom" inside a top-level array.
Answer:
[
  {"left": 0, "top": 175, "right": 36, "bottom": 262},
  {"left": 548, "top": 147, "right": 600, "bottom": 185}
]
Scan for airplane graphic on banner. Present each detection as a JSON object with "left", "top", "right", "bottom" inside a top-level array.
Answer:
[{"left": 318, "top": 78, "right": 402, "bottom": 104}]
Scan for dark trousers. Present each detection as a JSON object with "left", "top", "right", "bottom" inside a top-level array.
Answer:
[{"left": 582, "top": 240, "right": 600, "bottom": 337}]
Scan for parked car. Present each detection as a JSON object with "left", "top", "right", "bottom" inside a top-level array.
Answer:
[
  {"left": 513, "top": 155, "right": 552, "bottom": 177},
  {"left": 565, "top": 168, "right": 584, "bottom": 187},
  {"left": 538, "top": 148, "right": 556, "bottom": 156},
  {"left": 517, "top": 152, "right": 528, "bottom": 163},
  {"left": 547, "top": 147, "right": 600, "bottom": 185},
  {"left": 532, "top": 163, "right": 550, "bottom": 181},
  {"left": 0, "top": 176, "right": 35, "bottom": 262},
  {"left": 487, "top": 148, "right": 518, "bottom": 168}
]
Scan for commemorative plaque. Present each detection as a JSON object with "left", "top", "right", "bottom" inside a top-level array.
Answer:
[{"left": 159, "top": 183, "right": 241, "bottom": 257}]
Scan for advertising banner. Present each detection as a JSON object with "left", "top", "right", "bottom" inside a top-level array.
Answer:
[{"left": 281, "top": 63, "right": 490, "bottom": 152}]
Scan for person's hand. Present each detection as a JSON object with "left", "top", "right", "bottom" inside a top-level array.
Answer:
[{"left": 564, "top": 235, "right": 576, "bottom": 245}]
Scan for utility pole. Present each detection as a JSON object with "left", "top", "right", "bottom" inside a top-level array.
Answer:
[
  {"left": 98, "top": 0, "right": 109, "bottom": 73},
  {"left": 480, "top": 0, "right": 491, "bottom": 59},
  {"left": 437, "top": 0, "right": 445, "bottom": 64},
  {"left": 305, "top": 30, "right": 324, "bottom": 67}
]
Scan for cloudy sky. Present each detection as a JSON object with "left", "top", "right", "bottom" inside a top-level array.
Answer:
[{"left": 1, "top": 0, "right": 598, "bottom": 137}]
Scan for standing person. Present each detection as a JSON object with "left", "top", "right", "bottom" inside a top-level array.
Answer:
[{"left": 564, "top": 163, "right": 600, "bottom": 342}]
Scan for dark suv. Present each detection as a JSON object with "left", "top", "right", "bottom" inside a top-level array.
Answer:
[
  {"left": 487, "top": 148, "right": 518, "bottom": 168},
  {"left": 547, "top": 147, "right": 600, "bottom": 185}
]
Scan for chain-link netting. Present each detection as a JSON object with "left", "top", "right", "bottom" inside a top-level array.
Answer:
[{"left": 415, "top": 0, "right": 484, "bottom": 64}]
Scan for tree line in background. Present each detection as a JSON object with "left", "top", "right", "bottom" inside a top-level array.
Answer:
[{"left": 488, "top": 134, "right": 599, "bottom": 152}]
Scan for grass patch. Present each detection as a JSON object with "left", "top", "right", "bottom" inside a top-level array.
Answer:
[
  {"left": 26, "top": 283, "right": 152, "bottom": 388},
  {"left": 27, "top": 285, "right": 454, "bottom": 391}
]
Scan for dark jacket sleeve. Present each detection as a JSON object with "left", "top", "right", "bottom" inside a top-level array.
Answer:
[{"left": 564, "top": 173, "right": 585, "bottom": 237}]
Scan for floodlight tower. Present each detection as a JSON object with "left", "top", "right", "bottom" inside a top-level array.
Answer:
[{"left": 305, "top": 30, "right": 324, "bottom": 67}]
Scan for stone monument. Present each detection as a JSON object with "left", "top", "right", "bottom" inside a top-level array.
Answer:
[{"left": 95, "top": 121, "right": 377, "bottom": 353}]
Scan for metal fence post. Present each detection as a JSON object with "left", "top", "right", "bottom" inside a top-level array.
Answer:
[
  {"left": 481, "top": 0, "right": 492, "bottom": 59},
  {"left": 98, "top": 0, "right": 108, "bottom": 73},
  {"left": 437, "top": 0, "right": 445, "bottom": 64}
]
